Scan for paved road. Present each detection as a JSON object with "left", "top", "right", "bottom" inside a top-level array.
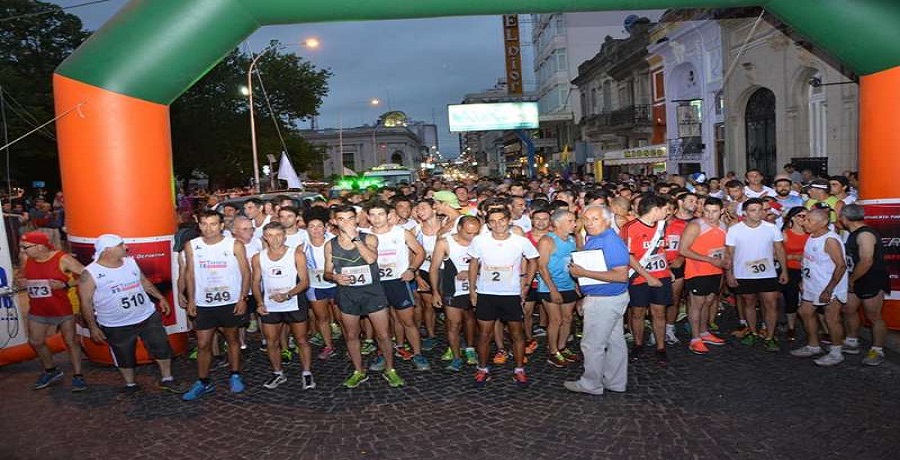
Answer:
[{"left": 2, "top": 314, "right": 899, "bottom": 460}]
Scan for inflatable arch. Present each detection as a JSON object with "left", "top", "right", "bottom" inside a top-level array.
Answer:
[{"left": 7, "top": 0, "right": 900, "bottom": 365}]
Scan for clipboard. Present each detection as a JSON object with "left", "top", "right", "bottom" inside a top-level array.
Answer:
[{"left": 571, "top": 250, "right": 608, "bottom": 286}]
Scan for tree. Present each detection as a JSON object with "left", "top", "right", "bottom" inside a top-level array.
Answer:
[
  {"left": 170, "top": 42, "right": 332, "bottom": 189},
  {"left": 0, "top": 0, "right": 90, "bottom": 189}
]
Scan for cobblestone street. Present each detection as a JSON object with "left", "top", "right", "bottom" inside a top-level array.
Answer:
[{"left": 3, "top": 315, "right": 899, "bottom": 460}]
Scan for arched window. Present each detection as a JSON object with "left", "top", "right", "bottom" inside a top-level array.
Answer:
[{"left": 808, "top": 71, "right": 827, "bottom": 157}]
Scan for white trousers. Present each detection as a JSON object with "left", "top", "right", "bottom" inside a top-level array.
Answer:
[{"left": 577, "top": 292, "right": 630, "bottom": 394}]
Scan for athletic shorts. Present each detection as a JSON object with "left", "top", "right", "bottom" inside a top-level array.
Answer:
[
  {"left": 101, "top": 311, "right": 172, "bottom": 369},
  {"left": 733, "top": 277, "right": 781, "bottom": 295},
  {"left": 337, "top": 286, "right": 388, "bottom": 317},
  {"left": 194, "top": 303, "right": 247, "bottom": 330},
  {"left": 671, "top": 265, "right": 685, "bottom": 280},
  {"left": 445, "top": 294, "right": 473, "bottom": 310},
  {"left": 475, "top": 294, "right": 524, "bottom": 322},
  {"left": 306, "top": 287, "right": 337, "bottom": 302},
  {"left": 686, "top": 275, "right": 722, "bottom": 297},
  {"left": 416, "top": 270, "right": 433, "bottom": 292},
  {"left": 259, "top": 308, "right": 309, "bottom": 324},
  {"left": 628, "top": 278, "right": 674, "bottom": 308},
  {"left": 245, "top": 295, "right": 258, "bottom": 314},
  {"left": 852, "top": 272, "right": 890, "bottom": 300},
  {"left": 28, "top": 314, "right": 73, "bottom": 326},
  {"left": 537, "top": 290, "right": 579, "bottom": 304},
  {"left": 525, "top": 286, "right": 539, "bottom": 303},
  {"left": 382, "top": 279, "right": 415, "bottom": 309}
]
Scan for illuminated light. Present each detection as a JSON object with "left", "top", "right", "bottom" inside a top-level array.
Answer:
[{"left": 304, "top": 38, "right": 320, "bottom": 49}]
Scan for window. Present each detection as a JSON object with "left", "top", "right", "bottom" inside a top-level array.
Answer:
[
  {"left": 555, "top": 49, "right": 567, "bottom": 72},
  {"left": 676, "top": 100, "right": 702, "bottom": 138},
  {"left": 590, "top": 88, "right": 598, "bottom": 115},
  {"left": 808, "top": 71, "right": 827, "bottom": 156},
  {"left": 554, "top": 16, "right": 566, "bottom": 36},
  {"left": 342, "top": 149, "right": 356, "bottom": 170},
  {"left": 602, "top": 81, "right": 612, "bottom": 111},
  {"left": 653, "top": 70, "right": 665, "bottom": 101}
]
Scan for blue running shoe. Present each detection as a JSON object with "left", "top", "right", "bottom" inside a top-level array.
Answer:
[
  {"left": 71, "top": 375, "right": 88, "bottom": 393},
  {"left": 33, "top": 369, "right": 64, "bottom": 390},
  {"left": 229, "top": 374, "right": 245, "bottom": 393},
  {"left": 182, "top": 380, "right": 215, "bottom": 401},
  {"left": 368, "top": 355, "right": 386, "bottom": 372},
  {"left": 412, "top": 354, "right": 431, "bottom": 371},
  {"left": 422, "top": 337, "right": 437, "bottom": 352},
  {"left": 445, "top": 357, "right": 464, "bottom": 372}
]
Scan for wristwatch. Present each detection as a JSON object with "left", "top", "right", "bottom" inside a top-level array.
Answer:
[{"left": 350, "top": 236, "right": 362, "bottom": 243}]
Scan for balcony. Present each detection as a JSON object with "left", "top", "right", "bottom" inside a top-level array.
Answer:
[{"left": 580, "top": 104, "right": 651, "bottom": 129}]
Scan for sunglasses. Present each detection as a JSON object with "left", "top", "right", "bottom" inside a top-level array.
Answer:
[{"left": 20, "top": 244, "right": 37, "bottom": 250}]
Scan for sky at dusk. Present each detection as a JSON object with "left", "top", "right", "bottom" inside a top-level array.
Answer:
[{"left": 47, "top": 0, "right": 658, "bottom": 158}]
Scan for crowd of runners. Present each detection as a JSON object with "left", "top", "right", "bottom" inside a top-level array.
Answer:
[{"left": 17, "top": 165, "right": 890, "bottom": 398}]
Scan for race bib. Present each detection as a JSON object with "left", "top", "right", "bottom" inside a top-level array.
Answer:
[
  {"left": 454, "top": 278, "right": 470, "bottom": 295},
  {"left": 378, "top": 249, "right": 398, "bottom": 279},
  {"left": 26, "top": 280, "right": 52, "bottom": 298},
  {"left": 482, "top": 265, "right": 512, "bottom": 284},
  {"left": 745, "top": 258, "right": 771, "bottom": 275},
  {"left": 342, "top": 265, "right": 372, "bottom": 286},
  {"left": 667, "top": 235, "right": 681, "bottom": 251},
  {"left": 204, "top": 286, "right": 234, "bottom": 304},
  {"left": 312, "top": 269, "right": 325, "bottom": 285},
  {"left": 709, "top": 248, "right": 725, "bottom": 260},
  {"left": 643, "top": 253, "right": 667, "bottom": 272}
]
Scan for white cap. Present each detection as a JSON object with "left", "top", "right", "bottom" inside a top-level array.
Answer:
[{"left": 93, "top": 234, "right": 124, "bottom": 261}]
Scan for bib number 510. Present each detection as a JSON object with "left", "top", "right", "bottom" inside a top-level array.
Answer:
[{"left": 120, "top": 293, "right": 147, "bottom": 309}]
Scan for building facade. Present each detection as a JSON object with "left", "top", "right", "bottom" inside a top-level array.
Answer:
[
  {"left": 648, "top": 12, "right": 725, "bottom": 176},
  {"left": 301, "top": 112, "right": 430, "bottom": 177},
  {"left": 720, "top": 15, "right": 858, "bottom": 178}
]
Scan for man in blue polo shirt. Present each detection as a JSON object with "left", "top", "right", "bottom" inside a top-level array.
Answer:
[{"left": 565, "top": 205, "right": 631, "bottom": 395}]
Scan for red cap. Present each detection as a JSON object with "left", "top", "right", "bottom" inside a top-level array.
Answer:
[{"left": 21, "top": 231, "right": 52, "bottom": 248}]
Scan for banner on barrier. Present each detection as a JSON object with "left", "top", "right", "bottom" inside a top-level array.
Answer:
[
  {"left": 860, "top": 201, "right": 900, "bottom": 300},
  {"left": 0, "top": 198, "right": 24, "bottom": 353}
]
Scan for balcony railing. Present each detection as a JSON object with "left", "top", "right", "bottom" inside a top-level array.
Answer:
[{"left": 580, "top": 104, "right": 651, "bottom": 128}]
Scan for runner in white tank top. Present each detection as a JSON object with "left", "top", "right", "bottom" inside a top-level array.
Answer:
[
  {"left": 252, "top": 221, "right": 315, "bottom": 390},
  {"left": 304, "top": 211, "right": 339, "bottom": 360},
  {"left": 791, "top": 208, "right": 849, "bottom": 366},
  {"left": 414, "top": 199, "right": 443, "bottom": 351}
]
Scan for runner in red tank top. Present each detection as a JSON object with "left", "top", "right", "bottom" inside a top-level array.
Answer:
[
  {"left": 663, "top": 192, "right": 698, "bottom": 346},
  {"left": 521, "top": 207, "right": 551, "bottom": 356},
  {"left": 16, "top": 231, "right": 87, "bottom": 391}
]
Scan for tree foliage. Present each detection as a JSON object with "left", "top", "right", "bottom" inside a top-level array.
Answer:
[
  {"left": 1, "top": 1, "right": 332, "bottom": 190},
  {"left": 0, "top": 0, "right": 89, "bottom": 187}
]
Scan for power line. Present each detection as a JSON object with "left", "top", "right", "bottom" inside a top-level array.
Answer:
[{"left": 0, "top": 0, "right": 112, "bottom": 23}]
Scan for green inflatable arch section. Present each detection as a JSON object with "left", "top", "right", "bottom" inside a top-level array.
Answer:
[{"left": 56, "top": 0, "right": 900, "bottom": 105}]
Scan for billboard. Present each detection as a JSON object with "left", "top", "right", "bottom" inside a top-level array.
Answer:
[{"left": 448, "top": 102, "right": 539, "bottom": 132}]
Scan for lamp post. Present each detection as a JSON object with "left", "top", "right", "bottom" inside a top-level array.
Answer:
[{"left": 244, "top": 38, "right": 319, "bottom": 192}]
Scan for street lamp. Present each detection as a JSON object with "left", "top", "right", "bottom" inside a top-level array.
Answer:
[{"left": 245, "top": 38, "right": 318, "bottom": 192}]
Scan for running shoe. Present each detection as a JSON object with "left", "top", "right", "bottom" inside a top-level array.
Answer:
[
  {"left": 862, "top": 349, "right": 885, "bottom": 366},
  {"left": 464, "top": 348, "right": 478, "bottom": 365},
  {"left": 394, "top": 346, "right": 414, "bottom": 361},
  {"left": 422, "top": 337, "right": 437, "bottom": 352},
  {"left": 360, "top": 339, "right": 376, "bottom": 355},
  {"left": 758, "top": 327, "right": 769, "bottom": 339},
  {"left": 281, "top": 348, "right": 293, "bottom": 362},
  {"left": 708, "top": 321, "right": 719, "bottom": 332},
  {"left": 512, "top": 370, "right": 529, "bottom": 387},
  {"left": 33, "top": 369, "right": 63, "bottom": 390},
  {"left": 301, "top": 373, "right": 316, "bottom": 390},
  {"left": 700, "top": 332, "right": 726, "bottom": 346},
  {"left": 263, "top": 373, "right": 287, "bottom": 389},
  {"left": 157, "top": 378, "right": 186, "bottom": 394},
  {"left": 330, "top": 322, "right": 342, "bottom": 339},
  {"left": 525, "top": 339, "right": 538, "bottom": 355},
  {"left": 71, "top": 375, "right": 88, "bottom": 393},
  {"left": 560, "top": 348, "right": 580, "bottom": 362},
  {"left": 182, "top": 380, "right": 215, "bottom": 401},
  {"left": 309, "top": 333, "right": 325, "bottom": 347},
  {"left": 317, "top": 346, "right": 336, "bottom": 360},
  {"left": 229, "top": 374, "right": 245, "bottom": 393},
  {"left": 259, "top": 341, "right": 268, "bottom": 352},
  {"left": 814, "top": 352, "right": 845, "bottom": 367},
  {"left": 474, "top": 369, "right": 491, "bottom": 388},
  {"left": 665, "top": 330, "right": 680, "bottom": 345},
  {"left": 624, "top": 331, "right": 634, "bottom": 343},
  {"left": 532, "top": 326, "right": 547, "bottom": 337},
  {"left": 445, "top": 357, "right": 464, "bottom": 372},
  {"left": 730, "top": 326, "right": 750, "bottom": 338},
  {"left": 763, "top": 338, "right": 780, "bottom": 353},
  {"left": 492, "top": 349, "right": 510, "bottom": 365},
  {"left": 440, "top": 347, "right": 454, "bottom": 361},
  {"left": 188, "top": 347, "right": 199, "bottom": 360},
  {"left": 655, "top": 349, "right": 669, "bottom": 367},
  {"left": 819, "top": 333, "right": 832, "bottom": 346},
  {"left": 246, "top": 320, "right": 259, "bottom": 333},
  {"left": 369, "top": 355, "right": 386, "bottom": 372},
  {"left": 689, "top": 339, "right": 709, "bottom": 355},
  {"left": 382, "top": 368, "right": 405, "bottom": 387},
  {"left": 628, "top": 345, "right": 643, "bottom": 363},
  {"left": 343, "top": 370, "right": 368, "bottom": 388},
  {"left": 547, "top": 352, "right": 568, "bottom": 368},
  {"left": 412, "top": 354, "right": 431, "bottom": 371},
  {"left": 739, "top": 332, "right": 757, "bottom": 346},
  {"left": 842, "top": 341, "right": 861, "bottom": 355},
  {"left": 790, "top": 345, "right": 822, "bottom": 358}
]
